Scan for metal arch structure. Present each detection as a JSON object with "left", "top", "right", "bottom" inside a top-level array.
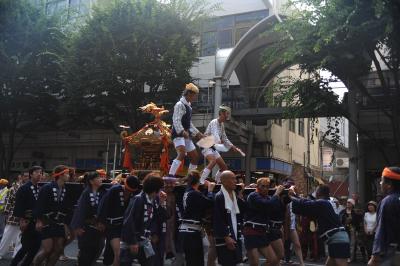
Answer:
[
  {"left": 212, "top": 13, "right": 359, "bottom": 198},
  {"left": 212, "top": 14, "right": 294, "bottom": 185},
  {"left": 220, "top": 15, "right": 282, "bottom": 82},
  {"left": 215, "top": 15, "right": 289, "bottom": 111},
  {"left": 213, "top": 12, "right": 397, "bottom": 202}
]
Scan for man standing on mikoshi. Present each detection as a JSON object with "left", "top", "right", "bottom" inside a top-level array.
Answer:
[{"left": 168, "top": 83, "right": 204, "bottom": 178}]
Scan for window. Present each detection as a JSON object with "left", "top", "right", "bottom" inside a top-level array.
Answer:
[
  {"left": 235, "top": 10, "right": 268, "bottom": 27},
  {"left": 200, "top": 10, "right": 269, "bottom": 56},
  {"left": 217, "top": 16, "right": 234, "bottom": 30},
  {"left": 235, "top": 27, "right": 250, "bottom": 43},
  {"left": 218, "top": 29, "right": 233, "bottom": 49},
  {"left": 201, "top": 31, "right": 217, "bottom": 56},
  {"left": 298, "top": 118, "right": 304, "bottom": 136},
  {"left": 203, "top": 19, "right": 217, "bottom": 32},
  {"left": 289, "top": 119, "right": 296, "bottom": 132}
]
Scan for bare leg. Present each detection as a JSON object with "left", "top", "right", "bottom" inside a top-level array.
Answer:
[
  {"left": 207, "top": 234, "right": 217, "bottom": 266},
  {"left": 247, "top": 248, "right": 260, "bottom": 266},
  {"left": 290, "top": 229, "right": 304, "bottom": 266},
  {"left": 169, "top": 146, "right": 186, "bottom": 176},
  {"left": 215, "top": 157, "right": 228, "bottom": 172},
  {"left": 110, "top": 237, "right": 120, "bottom": 266},
  {"left": 200, "top": 155, "right": 216, "bottom": 183},
  {"left": 270, "top": 238, "right": 284, "bottom": 261},
  {"left": 60, "top": 225, "right": 74, "bottom": 259},
  {"left": 326, "top": 256, "right": 335, "bottom": 266},
  {"left": 205, "top": 155, "right": 217, "bottom": 172},
  {"left": 33, "top": 238, "right": 54, "bottom": 266},
  {"left": 334, "top": 258, "right": 349, "bottom": 266},
  {"left": 259, "top": 245, "right": 279, "bottom": 266},
  {"left": 187, "top": 149, "right": 199, "bottom": 166},
  {"left": 176, "top": 146, "right": 186, "bottom": 162},
  {"left": 46, "top": 237, "right": 65, "bottom": 266}
]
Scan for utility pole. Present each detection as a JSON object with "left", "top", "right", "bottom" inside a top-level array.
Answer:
[
  {"left": 213, "top": 77, "right": 222, "bottom": 118},
  {"left": 348, "top": 88, "right": 358, "bottom": 195}
]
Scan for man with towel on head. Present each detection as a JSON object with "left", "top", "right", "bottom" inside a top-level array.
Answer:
[
  {"left": 168, "top": 83, "right": 204, "bottom": 178},
  {"left": 200, "top": 105, "right": 242, "bottom": 184}
]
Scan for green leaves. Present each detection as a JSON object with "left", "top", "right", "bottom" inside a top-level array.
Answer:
[
  {"left": 263, "top": 0, "right": 400, "bottom": 161},
  {"left": 1, "top": 0, "right": 214, "bottom": 175},
  {"left": 63, "top": 0, "right": 211, "bottom": 131}
]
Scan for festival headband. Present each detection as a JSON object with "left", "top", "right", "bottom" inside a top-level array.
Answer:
[
  {"left": 96, "top": 169, "right": 107, "bottom": 177},
  {"left": 124, "top": 178, "right": 136, "bottom": 192},
  {"left": 382, "top": 167, "right": 400, "bottom": 181},
  {"left": 52, "top": 168, "right": 69, "bottom": 179}
]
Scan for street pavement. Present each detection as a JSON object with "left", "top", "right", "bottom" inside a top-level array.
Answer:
[{"left": 0, "top": 240, "right": 367, "bottom": 265}]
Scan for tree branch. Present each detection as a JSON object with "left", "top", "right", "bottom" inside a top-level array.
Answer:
[
  {"left": 369, "top": 49, "right": 390, "bottom": 96},
  {"left": 375, "top": 46, "right": 393, "bottom": 71}
]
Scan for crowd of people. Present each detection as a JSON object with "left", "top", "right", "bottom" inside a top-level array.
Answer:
[{"left": 0, "top": 166, "right": 399, "bottom": 266}]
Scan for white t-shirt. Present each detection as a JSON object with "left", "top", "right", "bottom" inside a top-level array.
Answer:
[
  {"left": 289, "top": 202, "right": 296, "bottom": 230},
  {"left": 364, "top": 212, "right": 377, "bottom": 232}
]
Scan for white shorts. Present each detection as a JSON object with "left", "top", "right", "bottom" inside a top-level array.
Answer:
[
  {"left": 173, "top": 137, "right": 196, "bottom": 152},
  {"left": 202, "top": 148, "right": 221, "bottom": 159}
]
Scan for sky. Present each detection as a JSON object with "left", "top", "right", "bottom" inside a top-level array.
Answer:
[{"left": 320, "top": 70, "right": 347, "bottom": 101}]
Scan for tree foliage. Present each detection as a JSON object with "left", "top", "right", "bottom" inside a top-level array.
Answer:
[
  {"left": 63, "top": 0, "right": 215, "bottom": 132},
  {"left": 264, "top": 0, "right": 400, "bottom": 161},
  {"left": 0, "top": 0, "right": 68, "bottom": 176},
  {"left": 0, "top": 0, "right": 215, "bottom": 177}
]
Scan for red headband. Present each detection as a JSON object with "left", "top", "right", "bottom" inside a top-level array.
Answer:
[
  {"left": 124, "top": 178, "right": 136, "bottom": 192},
  {"left": 52, "top": 168, "right": 69, "bottom": 179},
  {"left": 96, "top": 169, "right": 107, "bottom": 177},
  {"left": 382, "top": 167, "right": 400, "bottom": 181}
]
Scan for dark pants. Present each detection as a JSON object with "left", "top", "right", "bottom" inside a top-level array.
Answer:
[
  {"left": 216, "top": 239, "right": 242, "bottom": 266},
  {"left": 182, "top": 231, "right": 204, "bottom": 266},
  {"left": 78, "top": 227, "right": 104, "bottom": 266},
  {"left": 120, "top": 246, "right": 154, "bottom": 266},
  {"left": 300, "top": 231, "right": 318, "bottom": 260},
  {"left": 11, "top": 226, "right": 41, "bottom": 266},
  {"left": 365, "top": 233, "right": 375, "bottom": 258},
  {"left": 153, "top": 233, "right": 165, "bottom": 266}
]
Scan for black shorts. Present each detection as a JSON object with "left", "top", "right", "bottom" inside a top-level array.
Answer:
[
  {"left": 267, "top": 228, "right": 282, "bottom": 242},
  {"left": 106, "top": 224, "right": 122, "bottom": 240},
  {"left": 328, "top": 242, "right": 350, "bottom": 259},
  {"left": 41, "top": 223, "right": 65, "bottom": 240},
  {"left": 78, "top": 226, "right": 104, "bottom": 250},
  {"left": 244, "top": 234, "right": 270, "bottom": 250},
  {"left": 216, "top": 240, "right": 243, "bottom": 266}
]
